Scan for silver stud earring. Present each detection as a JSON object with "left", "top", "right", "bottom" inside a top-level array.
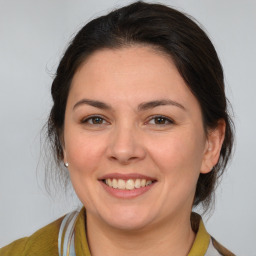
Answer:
[{"left": 64, "top": 162, "right": 69, "bottom": 168}]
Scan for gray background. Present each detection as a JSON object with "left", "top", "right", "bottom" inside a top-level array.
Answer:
[{"left": 0, "top": 0, "right": 255, "bottom": 255}]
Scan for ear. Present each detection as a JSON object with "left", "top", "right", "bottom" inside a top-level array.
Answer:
[{"left": 200, "top": 119, "right": 226, "bottom": 174}]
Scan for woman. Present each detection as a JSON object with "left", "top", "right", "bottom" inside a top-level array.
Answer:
[{"left": 0, "top": 1, "right": 235, "bottom": 255}]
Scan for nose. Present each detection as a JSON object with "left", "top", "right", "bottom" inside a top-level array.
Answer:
[{"left": 106, "top": 125, "right": 146, "bottom": 165}]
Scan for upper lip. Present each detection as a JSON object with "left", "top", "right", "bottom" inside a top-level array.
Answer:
[{"left": 98, "top": 173, "right": 156, "bottom": 181}]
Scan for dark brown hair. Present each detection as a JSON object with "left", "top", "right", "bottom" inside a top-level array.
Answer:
[{"left": 47, "top": 1, "right": 234, "bottom": 210}]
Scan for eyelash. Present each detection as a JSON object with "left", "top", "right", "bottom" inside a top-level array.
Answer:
[
  {"left": 81, "top": 115, "right": 174, "bottom": 126},
  {"left": 81, "top": 115, "right": 108, "bottom": 125},
  {"left": 147, "top": 115, "right": 174, "bottom": 126}
]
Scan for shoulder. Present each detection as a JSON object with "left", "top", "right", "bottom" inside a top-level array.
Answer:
[
  {"left": 189, "top": 212, "right": 235, "bottom": 256},
  {"left": 0, "top": 215, "right": 64, "bottom": 256}
]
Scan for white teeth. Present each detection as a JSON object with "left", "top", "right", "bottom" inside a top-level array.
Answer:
[
  {"left": 146, "top": 180, "right": 152, "bottom": 186},
  {"left": 104, "top": 178, "right": 154, "bottom": 190},
  {"left": 112, "top": 179, "right": 118, "bottom": 188},
  {"left": 134, "top": 179, "right": 141, "bottom": 188},
  {"left": 126, "top": 179, "right": 135, "bottom": 190},
  {"left": 106, "top": 178, "right": 112, "bottom": 186},
  {"left": 141, "top": 179, "right": 146, "bottom": 187},
  {"left": 117, "top": 179, "right": 126, "bottom": 189}
]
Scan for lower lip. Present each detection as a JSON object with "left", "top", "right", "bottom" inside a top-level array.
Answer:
[{"left": 100, "top": 181, "right": 156, "bottom": 199}]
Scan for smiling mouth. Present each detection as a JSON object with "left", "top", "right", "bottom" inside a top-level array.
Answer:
[{"left": 103, "top": 178, "right": 156, "bottom": 190}]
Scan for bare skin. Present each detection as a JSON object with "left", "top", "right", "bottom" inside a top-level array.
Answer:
[
  {"left": 86, "top": 201, "right": 195, "bottom": 256},
  {"left": 63, "top": 46, "right": 225, "bottom": 256}
]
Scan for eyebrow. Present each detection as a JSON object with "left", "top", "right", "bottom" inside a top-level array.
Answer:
[
  {"left": 73, "top": 98, "right": 185, "bottom": 111},
  {"left": 73, "top": 99, "right": 111, "bottom": 110},
  {"left": 138, "top": 99, "right": 185, "bottom": 111}
]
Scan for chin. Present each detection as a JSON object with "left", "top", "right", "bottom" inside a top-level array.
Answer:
[
  {"left": 99, "top": 206, "right": 155, "bottom": 231},
  {"left": 106, "top": 217, "right": 152, "bottom": 231}
]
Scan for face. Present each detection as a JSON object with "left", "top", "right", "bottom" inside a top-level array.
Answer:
[{"left": 63, "top": 46, "right": 219, "bottom": 231}]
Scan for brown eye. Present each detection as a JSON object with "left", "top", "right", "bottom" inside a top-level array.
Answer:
[
  {"left": 91, "top": 117, "right": 104, "bottom": 124},
  {"left": 82, "top": 116, "right": 107, "bottom": 125},
  {"left": 148, "top": 115, "right": 174, "bottom": 125},
  {"left": 155, "top": 117, "right": 167, "bottom": 124}
]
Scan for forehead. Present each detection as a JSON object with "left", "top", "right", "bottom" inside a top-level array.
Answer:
[
  {"left": 69, "top": 46, "right": 199, "bottom": 111},
  {"left": 80, "top": 45, "right": 173, "bottom": 71}
]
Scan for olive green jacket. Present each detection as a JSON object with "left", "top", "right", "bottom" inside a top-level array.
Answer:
[{"left": 0, "top": 208, "right": 235, "bottom": 256}]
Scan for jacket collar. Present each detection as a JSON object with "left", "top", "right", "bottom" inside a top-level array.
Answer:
[{"left": 74, "top": 207, "right": 210, "bottom": 256}]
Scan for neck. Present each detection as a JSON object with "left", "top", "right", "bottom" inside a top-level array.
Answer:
[{"left": 86, "top": 211, "right": 195, "bottom": 256}]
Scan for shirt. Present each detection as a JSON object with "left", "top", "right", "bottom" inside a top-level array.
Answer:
[{"left": 0, "top": 207, "right": 235, "bottom": 256}]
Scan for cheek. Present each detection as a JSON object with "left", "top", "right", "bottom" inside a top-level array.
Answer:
[
  {"left": 64, "top": 130, "right": 107, "bottom": 175},
  {"left": 148, "top": 130, "right": 205, "bottom": 179},
  {"left": 64, "top": 130, "right": 108, "bottom": 208},
  {"left": 146, "top": 131, "right": 205, "bottom": 210}
]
